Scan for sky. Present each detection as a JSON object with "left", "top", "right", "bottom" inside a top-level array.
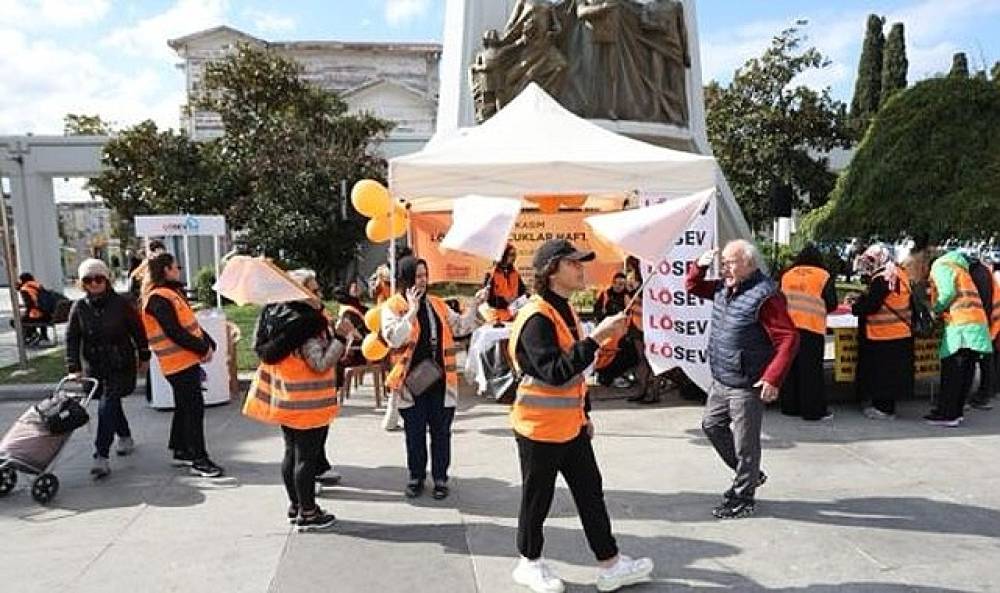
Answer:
[{"left": 2, "top": 0, "right": 999, "bottom": 136}]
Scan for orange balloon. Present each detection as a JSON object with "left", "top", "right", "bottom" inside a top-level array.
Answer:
[
  {"left": 351, "top": 179, "right": 391, "bottom": 218},
  {"left": 390, "top": 204, "right": 408, "bottom": 238},
  {"left": 361, "top": 333, "right": 389, "bottom": 361},
  {"left": 364, "top": 306, "right": 382, "bottom": 333},
  {"left": 366, "top": 215, "right": 393, "bottom": 243}
]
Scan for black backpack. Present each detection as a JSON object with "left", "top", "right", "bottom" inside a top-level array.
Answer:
[
  {"left": 35, "top": 392, "right": 90, "bottom": 434},
  {"left": 36, "top": 288, "right": 62, "bottom": 316}
]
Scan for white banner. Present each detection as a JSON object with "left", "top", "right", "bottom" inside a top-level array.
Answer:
[{"left": 641, "top": 193, "right": 717, "bottom": 392}]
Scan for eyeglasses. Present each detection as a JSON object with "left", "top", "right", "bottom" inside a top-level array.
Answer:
[
  {"left": 82, "top": 276, "right": 106, "bottom": 285},
  {"left": 720, "top": 259, "right": 741, "bottom": 269}
]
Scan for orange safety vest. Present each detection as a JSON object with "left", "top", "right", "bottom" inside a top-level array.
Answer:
[
  {"left": 243, "top": 351, "right": 339, "bottom": 430},
  {"left": 383, "top": 294, "right": 459, "bottom": 398},
  {"left": 21, "top": 281, "right": 44, "bottom": 319},
  {"left": 487, "top": 267, "right": 522, "bottom": 323},
  {"left": 780, "top": 266, "right": 830, "bottom": 335},
  {"left": 142, "top": 286, "right": 205, "bottom": 375},
  {"left": 991, "top": 271, "right": 1000, "bottom": 339},
  {"left": 865, "top": 269, "right": 913, "bottom": 341},
  {"left": 932, "top": 262, "right": 989, "bottom": 327},
  {"left": 508, "top": 296, "right": 588, "bottom": 443}
]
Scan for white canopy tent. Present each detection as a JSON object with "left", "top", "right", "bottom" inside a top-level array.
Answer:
[{"left": 389, "top": 83, "right": 752, "bottom": 244}]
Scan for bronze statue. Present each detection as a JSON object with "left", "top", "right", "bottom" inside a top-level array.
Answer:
[{"left": 470, "top": 0, "right": 691, "bottom": 127}]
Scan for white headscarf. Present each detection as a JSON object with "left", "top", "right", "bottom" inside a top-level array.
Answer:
[{"left": 858, "top": 244, "right": 900, "bottom": 291}]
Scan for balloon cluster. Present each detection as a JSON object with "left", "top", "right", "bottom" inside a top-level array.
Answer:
[
  {"left": 351, "top": 179, "right": 408, "bottom": 243},
  {"left": 360, "top": 303, "right": 390, "bottom": 361},
  {"left": 525, "top": 194, "right": 588, "bottom": 214}
]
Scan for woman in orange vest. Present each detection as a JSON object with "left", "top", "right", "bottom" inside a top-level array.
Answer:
[
  {"left": 17, "top": 272, "right": 52, "bottom": 344},
  {"left": 850, "top": 245, "right": 914, "bottom": 421},
  {"left": 245, "top": 273, "right": 359, "bottom": 531},
  {"left": 778, "top": 245, "right": 838, "bottom": 421},
  {"left": 508, "top": 239, "right": 653, "bottom": 593},
  {"left": 141, "top": 253, "right": 223, "bottom": 477},
  {"left": 483, "top": 243, "right": 527, "bottom": 324},
  {"left": 381, "top": 256, "right": 486, "bottom": 500}
]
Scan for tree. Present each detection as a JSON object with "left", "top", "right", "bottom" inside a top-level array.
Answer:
[
  {"left": 880, "top": 23, "right": 908, "bottom": 105},
  {"left": 950, "top": 52, "right": 970, "bottom": 78},
  {"left": 63, "top": 113, "right": 114, "bottom": 136},
  {"left": 992, "top": 61, "right": 1000, "bottom": 84},
  {"left": 87, "top": 121, "right": 227, "bottom": 244},
  {"left": 196, "top": 44, "right": 392, "bottom": 287},
  {"left": 849, "top": 14, "right": 885, "bottom": 133},
  {"left": 704, "top": 27, "right": 853, "bottom": 231},
  {"left": 803, "top": 76, "right": 1000, "bottom": 242}
]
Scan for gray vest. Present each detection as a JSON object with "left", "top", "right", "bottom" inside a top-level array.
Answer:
[{"left": 709, "top": 270, "right": 777, "bottom": 388}]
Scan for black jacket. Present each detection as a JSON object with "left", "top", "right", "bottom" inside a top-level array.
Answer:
[
  {"left": 254, "top": 301, "right": 329, "bottom": 364},
  {"left": 66, "top": 290, "right": 150, "bottom": 397}
]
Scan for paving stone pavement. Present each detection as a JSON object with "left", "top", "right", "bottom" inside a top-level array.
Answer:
[{"left": 1, "top": 382, "right": 998, "bottom": 593}]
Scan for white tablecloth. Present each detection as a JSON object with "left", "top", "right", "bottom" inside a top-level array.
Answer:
[
  {"left": 464, "top": 321, "right": 596, "bottom": 394},
  {"left": 826, "top": 313, "right": 859, "bottom": 329}
]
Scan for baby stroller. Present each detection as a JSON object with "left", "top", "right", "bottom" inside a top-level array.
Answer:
[{"left": 0, "top": 377, "right": 99, "bottom": 504}]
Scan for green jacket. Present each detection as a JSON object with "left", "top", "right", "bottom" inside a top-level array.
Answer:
[{"left": 930, "top": 251, "right": 992, "bottom": 358}]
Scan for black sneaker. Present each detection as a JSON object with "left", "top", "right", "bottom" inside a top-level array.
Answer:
[
  {"left": 713, "top": 498, "right": 755, "bottom": 519},
  {"left": 296, "top": 508, "right": 337, "bottom": 532},
  {"left": 431, "top": 482, "right": 450, "bottom": 500},
  {"left": 171, "top": 450, "right": 195, "bottom": 467},
  {"left": 969, "top": 399, "right": 994, "bottom": 411},
  {"left": 287, "top": 504, "right": 299, "bottom": 524},
  {"left": 404, "top": 479, "right": 424, "bottom": 498},
  {"left": 724, "top": 470, "right": 767, "bottom": 500},
  {"left": 190, "top": 458, "right": 225, "bottom": 478}
]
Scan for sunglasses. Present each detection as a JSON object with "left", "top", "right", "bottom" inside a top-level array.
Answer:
[{"left": 82, "top": 276, "right": 106, "bottom": 285}]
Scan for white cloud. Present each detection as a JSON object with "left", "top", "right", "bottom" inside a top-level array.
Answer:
[
  {"left": 0, "top": 0, "right": 111, "bottom": 28},
  {"left": 385, "top": 0, "right": 430, "bottom": 27},
  {"left": 0, "top": 28, "right": 183, "bottom": 134},
  {"left": 243, "top": 8, "right": 296, "bottom": 35},
  {"left": 103, "top": 0, "right": 228, "bottom": 62}
]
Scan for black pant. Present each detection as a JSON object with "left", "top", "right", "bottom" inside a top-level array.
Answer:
[
  {"left": 281, "top": 425, "right": 328, "bottom": 511},
  {"left": 94, "top": 395, "right": 131, "bottom": 458},
  {"left": 399, "top": 387, "right": 455, "bottom": 483},
  {"left": 166, "top": 365, "right": 208, "bottom": 459},
  {"left": 779, "top": 330, "right": 828, "bottom": 420},
  {"left": 515, "top": 430, "right": 618, "bottom": 562},
  {"left": 937, "top": 349, "right": 977, "bottom": 420},
  {"left": 972, "top": 351, "right": 997, "bottom": 403}
]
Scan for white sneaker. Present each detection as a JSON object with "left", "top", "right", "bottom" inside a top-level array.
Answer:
[
  {"left": 90, "top": 456, "right": 111, "bottom": 479},
  {"left": 596, "top": 555, "right": 654, "bottom": 592},
  {"left": 512, "top": 557, "right": 565, "bottom": 593},
  {"left": 863, "top": 406, "right": 895, "bottom": 421},
  {"left": 116, "top": 436, "right": 135, "bottom": 456}
]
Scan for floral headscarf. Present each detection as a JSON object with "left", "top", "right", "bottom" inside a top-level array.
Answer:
[{"left": 857, "top": 244, "right": 900, "bottom": 291}]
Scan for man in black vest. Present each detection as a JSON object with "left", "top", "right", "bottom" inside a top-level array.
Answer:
[{"left": 687, "top": 240, "right": 799, "bottom": 519}]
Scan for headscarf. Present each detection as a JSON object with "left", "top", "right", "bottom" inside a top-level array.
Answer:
[
  {"left": 857, "top": 244, "right": 900, "bottom": 291},
  {"left": 395, "top": 256, "right": 427, "bottom": 292}
]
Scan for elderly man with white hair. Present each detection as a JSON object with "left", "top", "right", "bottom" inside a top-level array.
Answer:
[{"left": 687, "top": 240, "right": 800, "bottom": 519}]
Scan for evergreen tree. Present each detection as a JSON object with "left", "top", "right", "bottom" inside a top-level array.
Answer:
[
  {"left": 950, "top": 52, "right": 970, "bottom": 78},
  {"left": 849, "top": 14, "right": 885, "bottom": 134},
  {"left": 880, "top": 23, "right": 907, "bottom": 105},
  {"left": 992, "top": 61, "right": 1000, "bottom": 85}
]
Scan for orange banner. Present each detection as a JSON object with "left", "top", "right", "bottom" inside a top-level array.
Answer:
[{"left": 411, "top": 211, "right": 621, "bottom": 286}]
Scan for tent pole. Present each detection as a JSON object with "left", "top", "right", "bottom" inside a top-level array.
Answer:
[
  {"left": 389, "top": 202, "right": 396, "bottom": 294},
  {"left": 213, "top": 235, "right": 221, "bottom": 309}
]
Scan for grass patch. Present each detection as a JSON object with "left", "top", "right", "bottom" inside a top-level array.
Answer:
[{"left": 0, "top": 349, "right": 68, "bottom": 385}]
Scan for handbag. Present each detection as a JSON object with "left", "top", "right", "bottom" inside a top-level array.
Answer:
[
  {"left": 35, "top": 392, "right": 90, "bottom": 434},
  {"left": 404, "top": 358, "right": 444, "bottom": 396}
]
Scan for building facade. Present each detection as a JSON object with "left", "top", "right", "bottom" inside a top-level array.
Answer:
[{"left": 168, "top": 26, "right": 442, "bottom": 159}]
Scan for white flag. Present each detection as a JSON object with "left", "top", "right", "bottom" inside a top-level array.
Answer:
[
  {"left": 584, "top": 188, "right": 714, "bottom": 263},
  {"left": 441, "top": 195, "right": 522, "bottom": 261}
]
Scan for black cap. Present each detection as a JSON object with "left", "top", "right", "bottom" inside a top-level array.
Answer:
[{"left": 532, "top": 239, "right": 595, "bottom": 272}]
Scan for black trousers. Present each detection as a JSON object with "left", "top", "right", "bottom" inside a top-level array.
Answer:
[
  {"left": 779, "top": 329, "right": 828, "bottom": 420},
  {"left": 166, "top": 364, "right": 208, "bottom": 459},
  {"left": 399, "top": 387, "right": 455, "bottom": 483},
  {"left": 972, "top": 351, "right": 997, "bottom": 403},
  {"left": 515, "top": 430, "right": 618, "bottom": 562},
  {"left": 281, "top": 425, "right": 328, "bottom": 511},
  {"left": 937, "top": 349, "right": 977, "bottom": 420}
]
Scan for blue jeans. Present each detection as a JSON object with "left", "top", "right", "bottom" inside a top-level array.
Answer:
[
  {"left": 399, "top": 387, "right": 454, "bottom": 483},
  {"left": 95, "top": 395, "right": 131, "bottom": 459}
]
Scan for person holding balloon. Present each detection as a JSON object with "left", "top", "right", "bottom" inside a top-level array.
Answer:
[{"left": 376, "top": 256, "right": 487, "bottom": 499}]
